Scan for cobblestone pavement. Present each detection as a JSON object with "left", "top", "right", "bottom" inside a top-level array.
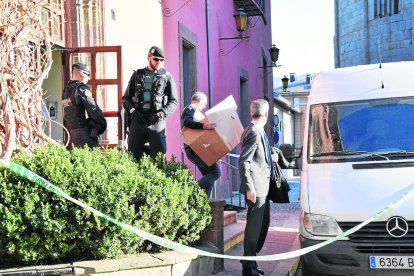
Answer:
[{"left": 215, "top": 202, "right": 301, "bottom": 276}]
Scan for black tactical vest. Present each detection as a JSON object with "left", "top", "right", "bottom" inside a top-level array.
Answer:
[
  {"left": 63, "top": 80, "right": 88, "bottom": 129},
  {"left": 132, "top": 68, "right": 168, "bottom": 114}
]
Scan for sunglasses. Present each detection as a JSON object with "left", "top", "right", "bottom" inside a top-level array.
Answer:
[
  {"left": 152, "top": 57, "right": 164, "bottom": 62},
  {"left": 78, "top": 69, "right": 90, "bottom": 77}
]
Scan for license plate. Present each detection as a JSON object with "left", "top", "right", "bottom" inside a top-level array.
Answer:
[{"left": 370, "top": 256, "right": 414, "bottom": 269}]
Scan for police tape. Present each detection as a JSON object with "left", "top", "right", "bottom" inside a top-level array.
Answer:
[{"left": 1, "top": 159, "right": 414, "bottom": 261}]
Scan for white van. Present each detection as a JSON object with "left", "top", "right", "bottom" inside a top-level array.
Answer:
[{"left": 300, "top": 61, "right": 414, "bottom": 275}]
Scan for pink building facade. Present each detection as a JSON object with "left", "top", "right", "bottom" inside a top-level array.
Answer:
[
  {"left": 41, "top": 0, "right": 274, "bottom": 165},
  {"left": 160, "top": 0, "right": 274, "bottom": 160}
]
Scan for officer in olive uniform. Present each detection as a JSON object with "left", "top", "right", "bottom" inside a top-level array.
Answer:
[
  {"left": 62, "top": 62, "right": 107, "bottom": 150},
  {"left": 122, "top": 46, "right": 178, "bottom": 161}
]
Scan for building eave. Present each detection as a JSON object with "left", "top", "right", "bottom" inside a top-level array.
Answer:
[{"left": 273, "top": 93, "right": 302, "bottom": 114}]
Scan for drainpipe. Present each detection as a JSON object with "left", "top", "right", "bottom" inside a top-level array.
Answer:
[{"left": 205, "top": 0, "right": 213, "bottom": 108}]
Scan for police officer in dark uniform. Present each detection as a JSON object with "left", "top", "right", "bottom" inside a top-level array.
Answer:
[
  {"left": 122, "top": 46, "right": 178, "bottom": 161},
  {"left": 62, "top": 62, "right": 107, "bottom": 150}
]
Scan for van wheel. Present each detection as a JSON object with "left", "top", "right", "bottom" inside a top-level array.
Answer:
[{"left": 299, "top": 257, "right": 324, "bottom": 276}]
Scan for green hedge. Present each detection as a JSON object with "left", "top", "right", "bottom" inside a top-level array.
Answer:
[{"left": 0, "top": 145, "right": 211, "bottom": 267}]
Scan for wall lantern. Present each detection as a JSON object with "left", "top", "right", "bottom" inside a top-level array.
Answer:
[
  {"left": 269, "top": 44, "right": 280, "bottom": 66},
  {"left": 220, "top": 8, "right": 250, "bottom": 40},
  {"left": 234, "top": 8, "right": 247, "bottom": 34},
  {"left": 258, "top": 44, "right": 281, "bottom": 68},
  {"left": 281, "top": 75, "right": 289, "bottom": 91}
]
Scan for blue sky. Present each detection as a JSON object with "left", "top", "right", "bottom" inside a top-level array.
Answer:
[{"left": 271, "top": 0, "right": 335, "bottom": 82}]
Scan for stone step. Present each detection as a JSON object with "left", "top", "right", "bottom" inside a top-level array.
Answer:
[
  {"left": 223, "top": 221, "right": 245, "bottom": 252},
  {"left": 223, "top": 210, "right": 237, "bottom": 226}
]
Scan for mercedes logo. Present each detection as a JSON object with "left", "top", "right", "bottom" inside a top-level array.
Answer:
[{"left": 386, "top": 216, "right": 409, "bottom": 238}]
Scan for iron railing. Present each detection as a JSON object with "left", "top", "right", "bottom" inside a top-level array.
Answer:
[
  {"left": 217, "top": 153, "right": 245, "bottom": 209},
  {"left": 180, "top": 148, "right": 245, "bottom": 209}
]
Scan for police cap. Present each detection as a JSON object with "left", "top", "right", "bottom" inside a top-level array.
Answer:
[
  {"left": 148, "top": 46, "right": 164, "bottom": 58},
  {"left": 72, "top": 62, "right": 90, "bottom": 75}
]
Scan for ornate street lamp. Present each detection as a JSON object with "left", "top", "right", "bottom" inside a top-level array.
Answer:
[
  {"left": 257, "top": 44, "right": 281, "bottom": 68},
  {"left": 269, "top": 44, "right": 280, "bottom": 66},
  {"left": 281, "top": 75, "right": 289, "bottom": 91},
  {"left": 234, "top": 8, "right": 248, "bottom": 35},
  {"left": 220, "top": 8, "right": 249, "bottom": 40}
]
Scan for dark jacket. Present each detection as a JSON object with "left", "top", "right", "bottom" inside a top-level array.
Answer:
[
  {"left": 62, "top": 80, "right": 107, "bottom": 134},
  {"left": 181, "top": 105, "right": 204, "bottom": 149},
  {"left": 268, "top": 147, "right": 294, "bottom": 203},
  {"left": 181, "top": 105, "right": 204, "bottom": 129}
]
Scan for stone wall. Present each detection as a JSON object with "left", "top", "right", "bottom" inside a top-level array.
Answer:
[{"left": 334, "top": 0, "right": 413, "bottom": 68}]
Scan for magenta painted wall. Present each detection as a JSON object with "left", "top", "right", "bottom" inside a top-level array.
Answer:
[{"left": 161, "top": 1, "right": 274, "bottom": 162}]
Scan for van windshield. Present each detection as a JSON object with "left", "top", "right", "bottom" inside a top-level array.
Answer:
[{"left": 308, "top": 97, "right": 414, "bottom": 163}]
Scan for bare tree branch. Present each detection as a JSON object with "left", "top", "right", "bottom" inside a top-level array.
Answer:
[{"left": 0, "top": 0, "right": 54, "bottom": 160}]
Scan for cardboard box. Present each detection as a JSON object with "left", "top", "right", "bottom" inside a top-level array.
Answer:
[{"left": 182, "top": 95, "right": 244, "bottom": 166}]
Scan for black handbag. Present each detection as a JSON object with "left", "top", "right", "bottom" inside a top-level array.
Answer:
[{"left": 268, "top": 162, "right": 290, "bottom": 203}]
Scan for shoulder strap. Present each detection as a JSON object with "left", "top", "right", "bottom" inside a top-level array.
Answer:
[
  {"left": 156, "top": 68, "right": 167, "bottom": 77},
  {"left": 72, "top": 82, "right": 89, "bottom": 105},
  {"left": 135, "top": 68, "right": 145, "bottom": 77}
]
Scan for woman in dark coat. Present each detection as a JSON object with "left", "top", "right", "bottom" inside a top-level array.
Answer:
[{"left": 269, "top": 147, "right": 296, "bottom": 203}]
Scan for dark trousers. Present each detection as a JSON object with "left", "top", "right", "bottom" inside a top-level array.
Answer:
[
  {"left": 184, "top": 146, "right": 221, "bottom": 197},
  {"left": 128, "top": 119, "right": 166, "bottom": 161},
  {"left": 67, "top": 128, "right": 98, "bottom": 150},
  {"left": 241, "top": 196, "right": 270, "bottom": 269}
]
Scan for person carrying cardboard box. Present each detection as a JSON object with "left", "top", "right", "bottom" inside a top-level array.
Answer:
[{"left": 180, "top": 92, "right": 221, "bottom": 196}]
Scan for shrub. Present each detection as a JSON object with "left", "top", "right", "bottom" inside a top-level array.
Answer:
[{"left": 0, "top": 145, "right": 211, "bottom": 267}]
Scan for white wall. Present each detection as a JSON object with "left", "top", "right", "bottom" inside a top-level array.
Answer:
[
  {"left": 103, "top": 1, "right": 164, "bottom": 90},
  {"left": 42, "top": 49, "right": 64, "bottom": 142}
]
